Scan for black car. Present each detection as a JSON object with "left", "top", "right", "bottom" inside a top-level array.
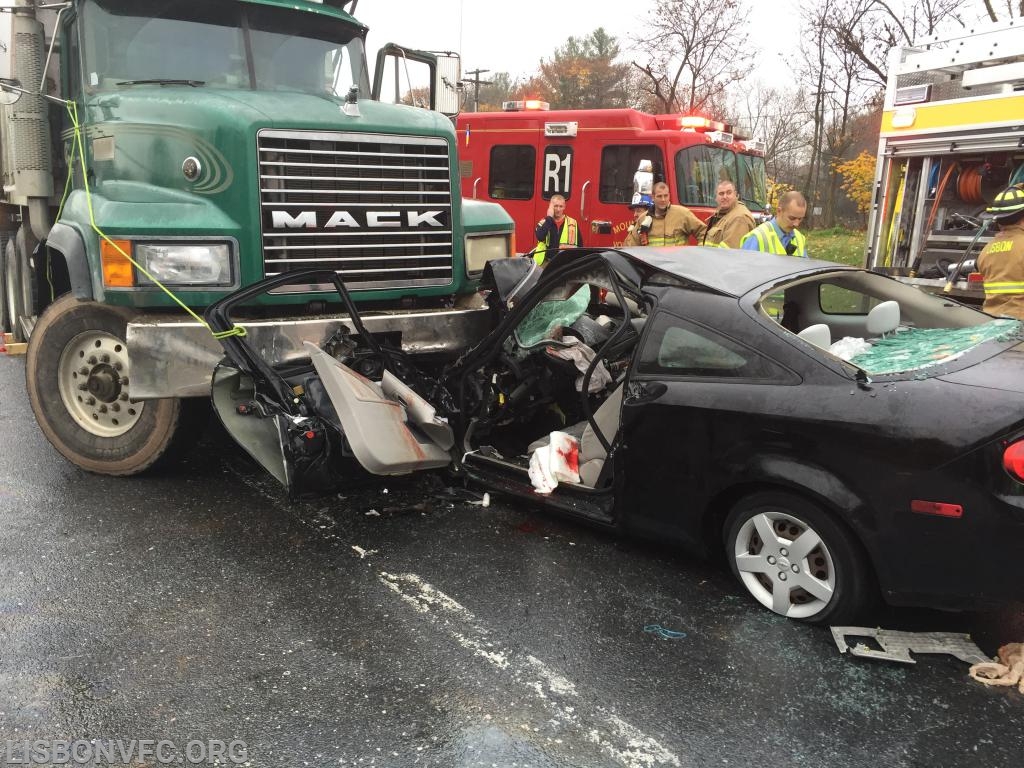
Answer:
[{"left": 206, "top": 247, "right": 1024, "bottom": 624}]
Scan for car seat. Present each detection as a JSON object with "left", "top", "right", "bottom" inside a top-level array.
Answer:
[
  {"left": 797, "top": 323, "right": 831, "bottom": 349},
  {"left": 866, "top": 300, "right": 900, "bottom": 338},
  {"left": 527, "top": 382, "right": 624, "bottom": 487}
]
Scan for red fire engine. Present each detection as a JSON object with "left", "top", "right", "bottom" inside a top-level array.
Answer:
[{"left": 456, "top": 103, "right": 768, "bottom": 251}]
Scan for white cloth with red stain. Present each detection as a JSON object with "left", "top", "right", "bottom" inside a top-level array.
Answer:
[{"left": 528, "top": 431, "right": 581, "bottom": 494}]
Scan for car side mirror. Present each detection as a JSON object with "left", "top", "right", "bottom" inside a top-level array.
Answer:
[{"left": 0, "top": 78, "right": 24, "bottom": 106}]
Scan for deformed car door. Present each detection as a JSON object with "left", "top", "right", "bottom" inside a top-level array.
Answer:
[{"left": 204, "top": 269, "right": 457, "bottom": 496}]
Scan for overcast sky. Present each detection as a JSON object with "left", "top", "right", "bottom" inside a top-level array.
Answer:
[{"left": 354, "top": 0, "right": 798, "bottom": 89}]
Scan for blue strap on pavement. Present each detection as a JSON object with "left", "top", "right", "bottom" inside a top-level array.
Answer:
[{"left": 644, "top": 624, "right": 687, "bottom": 639}]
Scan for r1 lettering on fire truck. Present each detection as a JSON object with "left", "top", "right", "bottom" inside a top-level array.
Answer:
[{"left": 544, "top": 151, "right": 572, "bottom": 195}]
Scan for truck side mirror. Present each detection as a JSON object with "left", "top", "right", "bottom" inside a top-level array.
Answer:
[
  {"left": 372, "top": 44, "right": 462, "bottom": 117},
  {"left": 0, "top": 78, "right": 24, "bottom": 106},
  {"left": 432, "top": 52, "right": 461, "bottom": 117}
]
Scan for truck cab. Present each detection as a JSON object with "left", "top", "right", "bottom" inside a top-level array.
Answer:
[
  {"left": 456, "top": 105, "right": 768, "bottom": 252},
  {"left": 0, "top": 0, "right": 513, "bottom": 475}
]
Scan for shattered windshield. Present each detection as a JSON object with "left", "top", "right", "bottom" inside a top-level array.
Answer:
[
  {"left": 762, "top": 269, "right": 1024, "bottom": 376},
  {"left": 848, "top": 319, "right": 1022, "bottom": 375},
  {"left": 81, "top": 0, "right": 369, "bottom": 97},
  {"left": 515, "top": 285, "right": 592, "bottom": 348}
]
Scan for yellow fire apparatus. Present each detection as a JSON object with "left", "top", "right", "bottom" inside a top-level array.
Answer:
[{"left": 864, "top": 19, "right": 1024, "bottom": 303}]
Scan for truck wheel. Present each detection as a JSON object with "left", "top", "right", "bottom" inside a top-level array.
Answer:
[
  {"left": 26, "top": 294, "right": 186, "bottom": 475},
  {"left": 3, "top": 237, "right": 23, "bottom": 338},
  {"left": 0, "top": 238, "right": 10, "bottom": 333}
]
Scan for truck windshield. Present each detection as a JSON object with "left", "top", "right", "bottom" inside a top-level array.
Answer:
[
  {"left": 80, "top": 0, "right": 369, "bottom": 98},
  {"left": 675, "top": 146, "right": 767, "bottom": 211}
]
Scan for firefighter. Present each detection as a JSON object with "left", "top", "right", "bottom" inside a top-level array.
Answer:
[
  {"left": 740, "top": 190, "right": 808, "bottom": 257},
  {"left": 623, "top": 193, "right": 654, "bottom": 246},
  {"left": 977, "top": 184, "right": 1024, "bottom": 319},
  {"left": 533, "top": 194, "right": 581, "bottom": 265},
  {"left": 647, "top": 182, "right": 705, "bottom": 246},
  {"left": 702, "top": 179, "right": 756, "bottom": 248}
]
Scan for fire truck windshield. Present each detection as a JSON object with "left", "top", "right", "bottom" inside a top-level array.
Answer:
[
  {"left": 81, "top": 0, "right": 370, "bottom": 98},
  {"left": 675, "top": 146, "right": 767, "bottom": 212}
]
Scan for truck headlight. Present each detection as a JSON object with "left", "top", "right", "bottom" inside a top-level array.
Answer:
[
  {"left": 465, "top": 233, "right": 512, "bottom": 275},
  {"left": 135, "top": 243, "right": 233, "bottom": 286}
]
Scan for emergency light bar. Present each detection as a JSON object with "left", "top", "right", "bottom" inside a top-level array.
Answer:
[
  {"left": 708, "top": 130, "right": 734, "bottom": 144},
  {"left": 502, "top": 100, "right": 550, "bottom": 111},
  {"left": 544, "top": 121, "right": 578, "bottom": 137},
  {"left": 657, "top": 115, "right": 728, "bottom": 133}
]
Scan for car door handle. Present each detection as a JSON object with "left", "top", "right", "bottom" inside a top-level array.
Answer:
[{"left": 624, "top": 381, "right": 666, "bottom": 404}]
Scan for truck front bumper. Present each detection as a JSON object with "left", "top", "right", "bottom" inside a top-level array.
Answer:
[{"left": 127, "top": 305, "right": 492, "bottom": 399}]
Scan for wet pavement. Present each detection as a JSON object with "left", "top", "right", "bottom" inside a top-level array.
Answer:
[{"left": 1, "top": 353, "right": 1023, "bottom": 768}]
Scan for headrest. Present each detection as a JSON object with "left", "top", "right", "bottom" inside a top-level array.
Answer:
[
  {"left": 797, "top": 323, "right": 831, "bottom": 349},
  {"left": 866, "top": 300, "right": 900, "bottom": 336}
]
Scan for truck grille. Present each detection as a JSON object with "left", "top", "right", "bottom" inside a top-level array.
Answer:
[{"left": 258, "top": 130, "right": 453, "bottom": 291}]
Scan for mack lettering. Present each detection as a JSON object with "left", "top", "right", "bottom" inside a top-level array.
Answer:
[{"left": 269, "top": 210, "right": 447, "bottom": 229}]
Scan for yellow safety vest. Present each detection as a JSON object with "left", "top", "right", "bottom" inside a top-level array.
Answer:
[
  {"left": 741, "top": 221, "right": 807, "bottom": 257},
  {"left": 535, "top": 216, "right": 579, "bottom": 265}
]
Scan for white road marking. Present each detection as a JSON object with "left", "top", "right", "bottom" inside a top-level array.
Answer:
[{"left": 380, "top": 571, "right": 683, "bottom": 768}]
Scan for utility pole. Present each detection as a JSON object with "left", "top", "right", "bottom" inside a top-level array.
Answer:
[{"left": 464, "top": 68, "right": 492, "bottom": 112}]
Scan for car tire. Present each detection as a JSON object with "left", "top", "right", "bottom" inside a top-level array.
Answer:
[
  {"left": 26, "top": 294, "right": 188, "bottom": 476},
  {"left": 724, "top": 491, "right": 872, "bottom": 624}
]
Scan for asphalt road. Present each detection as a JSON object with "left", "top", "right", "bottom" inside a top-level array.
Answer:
[{"left": 1, "top": 353, "right": 1023, "bottom": 768}]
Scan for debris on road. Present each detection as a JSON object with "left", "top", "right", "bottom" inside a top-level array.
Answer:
[
  {"left": 831, "top": 626, "right": 991, "bottom": 665},
  {"left": 970, "top": 643, "right": 1024, "bottom": 692},
  {"left": 351, "top": 545, "right": 378, "bottom": 559},
  {"left": 644, "top": 624, "right": 687, "bottom": 640}
]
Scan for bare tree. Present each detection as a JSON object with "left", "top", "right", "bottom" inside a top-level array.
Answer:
[
  {"left": 727, "top": 85, "right": 811, "bottom": 187},
  {"left": 822, "top": 0, "right": 970, "bottom": 87},
  {"left": 630, "top": 0, "right": 754, "bottom": 113},
  {"left": 981, "top": 0, "right": 1024, "bottom": 20}
]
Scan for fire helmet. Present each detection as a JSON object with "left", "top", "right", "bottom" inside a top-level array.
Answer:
[
  {"left": 629, "top": 193, "right": 654, "bottom": 210},
  {"left": 986, "top": 184, "right": 1024, "bottom": 221}
]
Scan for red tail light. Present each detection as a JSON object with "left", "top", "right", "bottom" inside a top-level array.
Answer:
[{"left": 1003, "top": 440, "right": 1024, "bottom": 482}]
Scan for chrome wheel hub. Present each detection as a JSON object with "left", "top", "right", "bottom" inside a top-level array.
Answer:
[
  {"left": 58, "top": 331, "right": 144, "bottom": 437},
  {"left": 733, "top": 511, "right": 836, "bottom": 619}
]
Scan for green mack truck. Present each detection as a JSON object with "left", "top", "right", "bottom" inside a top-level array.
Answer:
[{"left": 0, "top": 0, "right": 513, "bottom": 475}]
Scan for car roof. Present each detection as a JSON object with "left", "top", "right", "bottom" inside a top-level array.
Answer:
[{"left": 611, "top": 246, "right": 857, "bottom": 297}]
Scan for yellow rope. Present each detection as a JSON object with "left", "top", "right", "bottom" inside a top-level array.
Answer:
[{"left": 65, "top": 102, "right": 245, "bottom": 340}]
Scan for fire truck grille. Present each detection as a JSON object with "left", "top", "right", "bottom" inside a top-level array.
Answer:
[{"left": 258, "top": 130, "right": 454, "bottom": 291}]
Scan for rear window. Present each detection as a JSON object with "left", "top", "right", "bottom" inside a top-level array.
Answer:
[
  {"left": 639, "top": 311, "right": 785, "bottom": 381},
  {"left": 489, "top": 145, "right": 535, "bottom": 200}
]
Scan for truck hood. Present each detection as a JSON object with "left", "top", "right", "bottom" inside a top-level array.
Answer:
[
  {"left": 90, "top": 87, "right": 455, "bottom": 142},
  {"left": 85, "top": 88, "right": 455, "bottom": 206}
]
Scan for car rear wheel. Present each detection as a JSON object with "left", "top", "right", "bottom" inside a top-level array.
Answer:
[{"left": 724, "top": 491, "right": 871, "bottom": 624}]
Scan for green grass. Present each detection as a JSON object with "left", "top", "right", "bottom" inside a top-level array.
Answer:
[{"left": 806, "top": 227, "right": 866, "bottom": 266}]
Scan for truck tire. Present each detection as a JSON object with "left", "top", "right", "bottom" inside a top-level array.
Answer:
[
  {"left": 0, "top": 237, "right": 10, "bottom": 333},
  {"left": 3, "top": 237, "right": 23, "bottom": 339},
  {"left": 26, "top": 294, "right": 187, "bottom": 476}
]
